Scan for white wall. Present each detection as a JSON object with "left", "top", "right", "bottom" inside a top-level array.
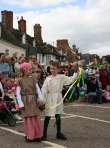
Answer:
[
  {"left": 33, "top": 39, "right": 36, "bottom": 47},
  {"left": 37, "top": 53, "right": 42, "bottom": 64},
  {"left": 0, "top": 39, "right": 26, "bottom": 57},
  {"left": 51, "top": 54, "right": 56, "bottom": 61},
  {"left": 37, "top": 54, "right": 57, "bottom": 66},
  {"left": 46, "top": 54, "right": 51, "bottom": 65},
  {"left": 22, "top": 33, "right": 26, "bottom": 44}
]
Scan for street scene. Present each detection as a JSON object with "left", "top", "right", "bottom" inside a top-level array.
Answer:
[{"left": 0, "top": 0, "right": 110, "bottom": 148}]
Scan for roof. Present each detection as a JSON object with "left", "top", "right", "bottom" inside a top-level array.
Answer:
[{"left": 0, "top": 24, "right": 65, "bottom": 57}]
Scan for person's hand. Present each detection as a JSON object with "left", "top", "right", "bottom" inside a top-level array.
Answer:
[
  {"left": 102, "top": 89, "right": 105, "bottom": 93},
  {"left": 39, "top": 104, "right": 45, "bottom": 111},
  {"left": 8, "top": 90, "right": 12, "bottom": 94},
  {"left": 37, "top": 100, "right": 45, "bottom": 111},
  {"left": 37, "top": 99, "right": 44, "bottom": 106}
]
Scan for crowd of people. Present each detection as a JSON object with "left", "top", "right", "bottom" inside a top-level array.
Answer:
[{"left": 0, "top": 53, "right": 110, "bottom": 142}]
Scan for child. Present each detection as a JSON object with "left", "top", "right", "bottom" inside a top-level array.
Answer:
[
  {"left": 16, "top": 62, "right": 44, "bottom": 142},
  {"left": 103, "top": 85, "right": 110, "bottom": 101},
  {"left": 42, "top": 61, "right": 78, "bottom": 140}
]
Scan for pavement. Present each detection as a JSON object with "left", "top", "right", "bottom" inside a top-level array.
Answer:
[{"left": 0, "top": 102, "right": 110, "bottom": 148}]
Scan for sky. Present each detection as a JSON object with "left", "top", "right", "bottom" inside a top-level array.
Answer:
[{"left": 0, "top": 0, "right": 110, "bottom": 57}]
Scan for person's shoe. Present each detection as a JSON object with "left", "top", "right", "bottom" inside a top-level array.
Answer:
[
  {"left": 41, "top": 136, "right": 47, "bottom": 141},
  {"left": 56, "top": 133, "right": 67, "bottom": 140},
  {"left": 34, "top": 138, "right": 42, "bottom": 142},
  {"left": 24, "top": 136, "right": 34, "bottom": 142}
]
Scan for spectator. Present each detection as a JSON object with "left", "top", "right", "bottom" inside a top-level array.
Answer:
[
  {"left": 86, "top": 73, "right": 102, "bottom": 104},
  {"left": 0, "top": 55, "right": 10, "bottom": 77},
  {"left": 99, "top": 67, "right": 109, "bottom": 89},
  {"left": 103, "top": 85, "right": 110, "bottom": 102}
]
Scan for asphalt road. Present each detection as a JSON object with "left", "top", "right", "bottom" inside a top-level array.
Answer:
[{"left": 0, "top": 102, "right": 110, "bottom": 148}]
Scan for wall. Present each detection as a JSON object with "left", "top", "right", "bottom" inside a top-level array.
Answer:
[
  {"left": 57, "top": 39, "right": 69, "bottom": 49},
  {"left": 0, "top": 39, "right": 25, "bottom": 57},
  {"left": 37, "top": 53, "right": 57, "bottom": 66}
]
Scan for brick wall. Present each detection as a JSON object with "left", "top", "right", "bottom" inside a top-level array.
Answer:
[
  {"left": 57, "top": 39, "right": 70, "bottom": 50},
  {"left": 1, "top": 10, "right": 13, "bottom": 30}
]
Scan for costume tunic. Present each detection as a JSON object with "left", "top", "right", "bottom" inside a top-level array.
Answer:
[
  {"left": 42, "top": 73, "right": 77, "bottom": 116},
  {"left": 17, "top": 76, "right": 40, "bottom": 117}
]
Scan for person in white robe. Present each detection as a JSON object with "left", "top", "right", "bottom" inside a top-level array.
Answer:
[{"left": 42, "top": 61, "right": 79, "bottom": 140}]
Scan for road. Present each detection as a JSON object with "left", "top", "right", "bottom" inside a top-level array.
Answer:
[{"left": 0, "top": 102, "right": 110, "bottom": 148}]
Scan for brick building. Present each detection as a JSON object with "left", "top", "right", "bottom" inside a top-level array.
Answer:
[{"left": 57, "top": 39, "right": 78, "bottom": 63}]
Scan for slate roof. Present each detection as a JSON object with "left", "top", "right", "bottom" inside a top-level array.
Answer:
[{"left": 0, "top": 24, "right": 65, "bottom": 58}]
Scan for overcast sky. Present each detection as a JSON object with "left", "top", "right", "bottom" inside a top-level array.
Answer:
[{"left": 0, "top": 0, "right": 110, "bottom": 57}]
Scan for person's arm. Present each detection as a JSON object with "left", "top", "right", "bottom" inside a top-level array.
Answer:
[
  {"left": 36, "top": 83, "right": 44, "bottom": 103},
  {"left": 63, "top": 63, "right": 79, "bottom": 85},
  {"left": 63, "top": 72, "right": 78, "bottom": 86},
  {"left": 0, "top": 82, "right": 4, "bottom": 100},
  {"left": 16, "top": 86, "right": 24, "bottom": 108}
]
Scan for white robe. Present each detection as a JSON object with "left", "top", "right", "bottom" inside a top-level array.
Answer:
[{"left": 42, "top": 73, "right": 78, "bottom": 116}]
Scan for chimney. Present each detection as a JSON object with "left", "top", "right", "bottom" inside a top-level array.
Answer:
[
  {"left": 57, "top": 39, "right": 70, "bottom": 50},
  {"left": 34, "top": 24, "right": 43, "bottom": 44},
  {"left": 1, "top": 10, "right": 13, "bottom": 30},
  {"left": 18, "top": 16, "right": 26, "bottom": 33}
]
